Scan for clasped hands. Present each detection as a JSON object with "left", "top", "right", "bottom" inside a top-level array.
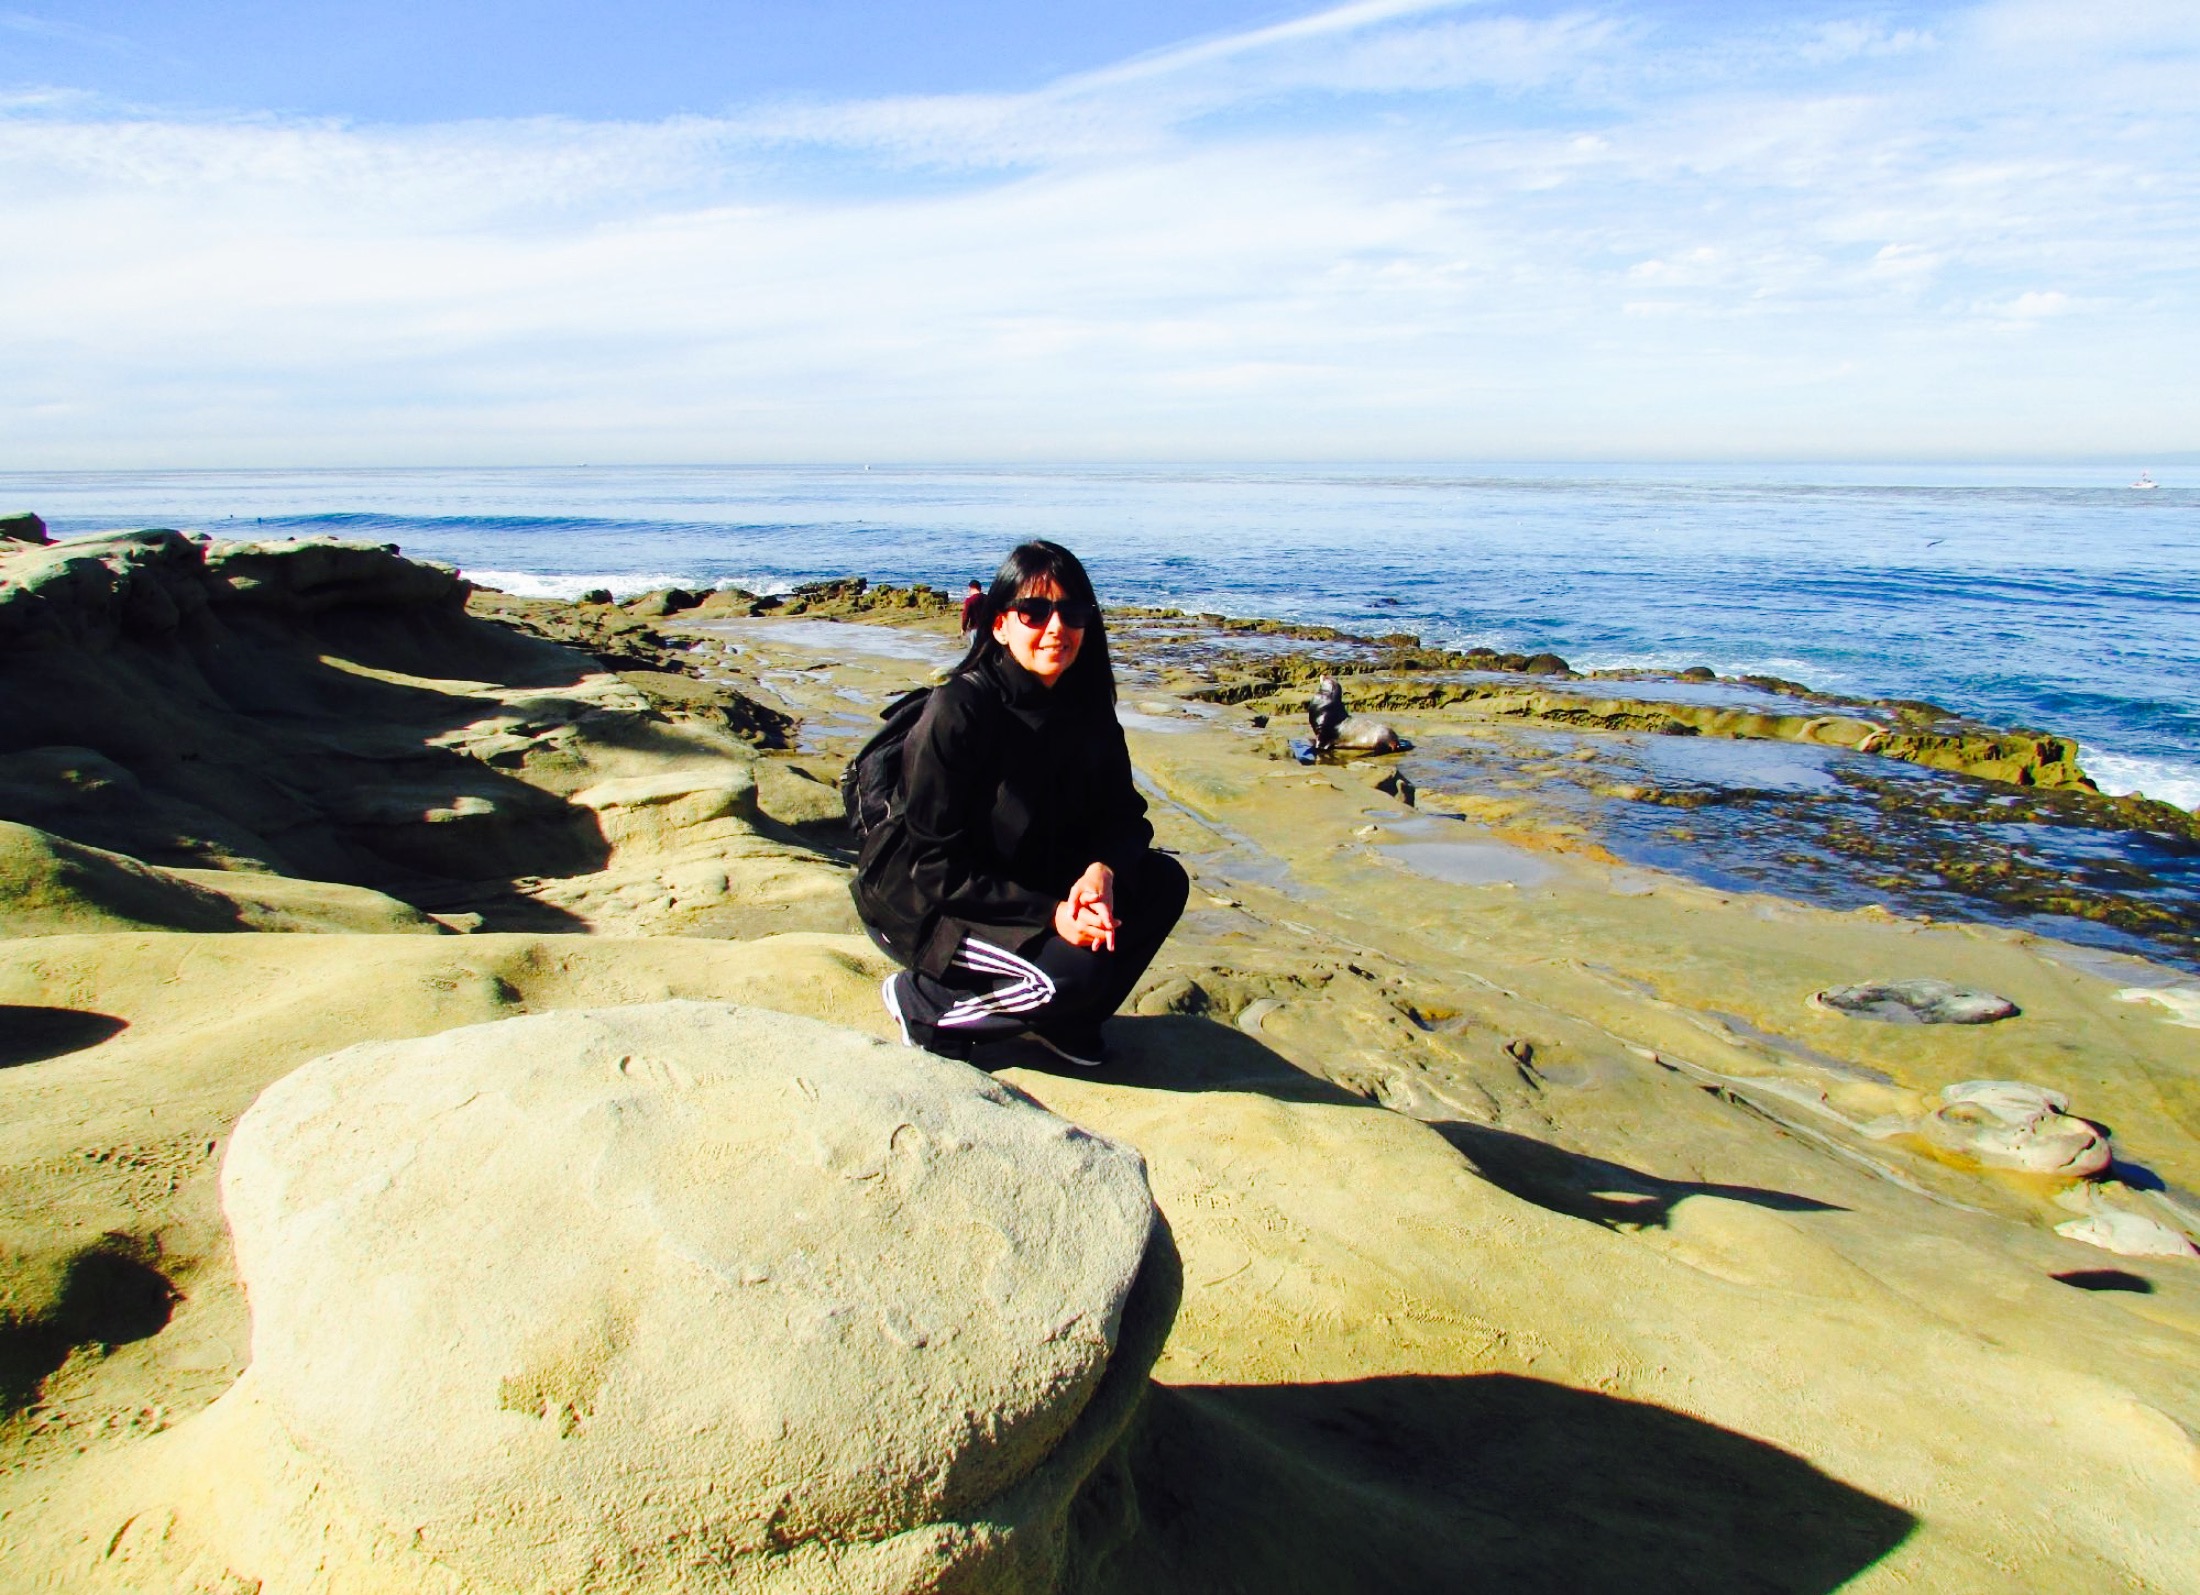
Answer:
[{"left": 1052, "top": 861, "right": 1119, "bottom": 952}]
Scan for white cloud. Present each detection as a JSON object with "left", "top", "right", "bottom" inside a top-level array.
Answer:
[{"left": 1, "top": 0, "right": 2196, "bottom": 463}]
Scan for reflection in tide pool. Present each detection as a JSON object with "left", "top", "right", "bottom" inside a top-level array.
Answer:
[
  {"left": 1381, "top": 841, "right": 1560, "bottom": 888},
  {"left": 1400, "top": 732, "right": 2200, "bottom": 971}
]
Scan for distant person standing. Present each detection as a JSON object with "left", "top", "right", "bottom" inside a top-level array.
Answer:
[{"left": 959, "top": 579, "right": 984, "bottom": 635}]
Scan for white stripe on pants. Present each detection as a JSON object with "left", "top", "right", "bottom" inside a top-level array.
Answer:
[{"left": 935, "top": 936, "right": 1057, "bottom": 1029}]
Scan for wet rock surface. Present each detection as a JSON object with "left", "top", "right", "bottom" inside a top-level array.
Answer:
[{"left": 1084, "top": 609, "right": 2200, "bottom": 969}]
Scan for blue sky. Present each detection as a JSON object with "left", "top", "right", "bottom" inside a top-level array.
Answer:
[
  {"left": 2, "top": 0, "right": 2195, "bottom": 464},
  {"left": 0, "top": 1, "right": 1308, "bottom": 117}
]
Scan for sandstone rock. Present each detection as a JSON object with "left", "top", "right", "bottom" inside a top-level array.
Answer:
[
  {"left": 0, "top": 510, "right": 49, "bottom": 545},
  {"left": 2054, "top": 1212, "right": 2198, "bottom": 1258},
  {"left": 2116, "top": 985, "right": 2200, "bottom": 1028},
  {"left": 202, "top": 537, "right": 467, "bottom": 614},
  {"left": 1812, "top": 979, "right": 2018, "bottom": 1024},
  {"left": 622, "top": 586, "right": 707, "bottom": 619},
  {"left": 2054, "top": 1206, "right": 2200, "bottom": 1259},
  {"left": 0, "top": 744, "right": 285, "bottom": 872},
  {"left": 1358, "top": 763, "right": 1415, "bottom": 803},
  {"left": 218, "top": 1002, "right": 1162, "bottom": 1593},
  {"left": 572, "top": 767, "right": 760, "bottom": 851},
  {"left": 754, "top": 759, "right": 853, "bottom": 828},
  {"left": 0, "top": 819, "right": 240, "bottom": 934},
  {"left": 1916, "top": 1081, "right": 2111, "bottom": 1178},
  {"left": 0, "top": 819, "right": 442, "bottom": 937},
  {"left": 1857, "top": 726, "right": 2095, "bottom": 790},
  {"left": 618, "top": 667, "right": 794, "bottom": 747}
]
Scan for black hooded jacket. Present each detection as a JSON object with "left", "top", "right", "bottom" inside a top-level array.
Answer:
[{"left": 852, "top": 649, "right": 1153, "bottom": 977}]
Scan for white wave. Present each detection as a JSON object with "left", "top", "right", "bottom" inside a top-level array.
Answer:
[
  {"left": 460, "top": 569, "right": 791, "bottom": 600},
  {"left": 2080, "top": 748, "right": 2200, "bottom": 813},
  {"left": 1559, "top": 651, "right": 1869, "bottom": 693}
]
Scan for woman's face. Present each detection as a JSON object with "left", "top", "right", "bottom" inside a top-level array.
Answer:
[{"left": 992, "top": 576, "right": 1086, "bottom": 686}]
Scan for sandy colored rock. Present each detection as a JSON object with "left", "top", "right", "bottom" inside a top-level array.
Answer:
[
  {"left": 1914, "top": 1080, "right": 2112, "bottom": 1177},
  {"left": 1, "top": 820, "right": 245, "bottom": 934},
  {"left": 0, "top": 532, "right": 852, "bottom": 936},
  {"left": 8, "top": 610, "right": 2200, "bottom": 1595},
  {"left": 0, "top": 820, "right": 444, "bottom": 937},
  {"left": 211, "top": 1001, "right": 1157, "bottom": 1593},
  {"left": 572, "top": 767, "right": 761, "bottom": 849},
  {"left": 754, "top": 759, "right": 853, "bottom": 828},
  {"left": 2056, "top": 1207, "right": 2200, "bottom": 1259}
]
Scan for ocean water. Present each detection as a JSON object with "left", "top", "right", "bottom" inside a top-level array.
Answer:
[{"left": 10, "top": 463, "right": 2197, "bottom": 809}]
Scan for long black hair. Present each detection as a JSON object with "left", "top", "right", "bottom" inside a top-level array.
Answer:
[{"left": 951, "top": 540, "right": 1116, "bottom": 703}]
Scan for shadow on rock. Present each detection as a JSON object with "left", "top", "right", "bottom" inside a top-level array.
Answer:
[
  {"left": 1080, "top": 1373, "right": 1914, "bottom": 1595},
  {"left": 0, "top": 1236, "right": 176, "bottom": 1413},
  {"left": 1433, "top": 1119, "right": 1845, "bottom": 1232},
  {"left": 2052, "top": 1268, "right": 2153, "bottom": 1294},
  {"left": 1014, "top": 1018, "right": 1841, "bottom": 1235},
  {"left": 0, "top": 1005, "right": 128, "bottom": 1068},
  {"left": 999, "top": 1014, "right": 1376, "bottom": 1107}
]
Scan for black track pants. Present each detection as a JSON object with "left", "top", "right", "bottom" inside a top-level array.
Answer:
[{"left": 874, "top": 850, "right": 1188, "bottom": 1044}]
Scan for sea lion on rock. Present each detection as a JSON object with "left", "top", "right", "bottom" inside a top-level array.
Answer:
[
  {"left": 1306, "top": 675, "right": 1405, "bottom": 757},
  {"left": 1307, "top": 674, "right": 1347, "bottom": 753},
  {"left": 1331, "top": 715, "right": 1405, "bottom": 754},
  {"left": 1812, "top": 979, "right": 2018, "bottom": 1024}
]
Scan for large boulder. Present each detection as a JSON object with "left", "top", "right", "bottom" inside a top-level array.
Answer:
[{"left": 210, "top": 1001, "right": 1165, "bottom": 1593}]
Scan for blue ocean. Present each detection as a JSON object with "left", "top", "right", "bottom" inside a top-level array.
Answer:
[{"left": 10, "top": 463, "right": 2197, "bottom": 810}]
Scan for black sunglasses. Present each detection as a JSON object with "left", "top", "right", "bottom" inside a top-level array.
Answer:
[{"left": 1003, "top": 596, "right": 1096, "bottom": 630}]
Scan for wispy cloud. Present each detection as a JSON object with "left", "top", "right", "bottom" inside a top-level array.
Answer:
[{"left": 1, "top": 0, "right": 2196, "bottom": 464}]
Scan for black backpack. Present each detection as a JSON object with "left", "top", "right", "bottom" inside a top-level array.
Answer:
[{"left": 839, "top": 687, "right": 933, "bottom": 841}]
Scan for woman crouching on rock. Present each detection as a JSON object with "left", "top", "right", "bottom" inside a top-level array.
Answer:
[{"left": 855, "top": 540, "right": 1187, "bottom": 1067}]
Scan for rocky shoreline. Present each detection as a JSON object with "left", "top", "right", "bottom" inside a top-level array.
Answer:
[{"left": 4, "top": 530, "right": 2200, "bottom": 1592}]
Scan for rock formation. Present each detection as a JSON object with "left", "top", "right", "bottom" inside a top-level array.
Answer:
[
  {"left": 1913, "top": 1080, "right": 2112, "bottom": 1177},
  {"left": 0, "top": 531, "right": 848, "bottom": 936},
  {"left": 59, "top": 1002, "right": 1170, "bottom": 1593},
  {"left": 7, "top": 578, "right": 2199, "bottom": 1594}
]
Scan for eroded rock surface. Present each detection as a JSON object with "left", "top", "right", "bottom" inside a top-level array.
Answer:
[
  {"left": 1914, "top": 1081, "right": 2112, "bottom": 1177},
  {"left": 0, "top": 532, "right": 848, "bottom": 935},
  {"left": 198, "top": 1002, "right": 1162, "bottom": 1593}
]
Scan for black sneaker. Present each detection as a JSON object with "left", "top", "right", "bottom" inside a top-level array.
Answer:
[{"left": 1028, "top": 1023, "right": 1107, "bottom": 1069}]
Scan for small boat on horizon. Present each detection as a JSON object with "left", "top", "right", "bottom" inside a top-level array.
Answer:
[{"left": 2132, "top": 471, "right": 2159, "bottom": 490}]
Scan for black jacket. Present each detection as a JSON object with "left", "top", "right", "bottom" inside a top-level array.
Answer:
[{"left": 853, "top": 650, "right": 1153, "bottom": 977}]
